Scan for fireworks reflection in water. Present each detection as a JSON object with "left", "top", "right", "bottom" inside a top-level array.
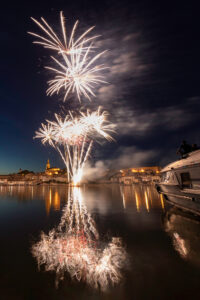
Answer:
[{"left": 32, "top": 188, "right": 128, "bottom": 291}]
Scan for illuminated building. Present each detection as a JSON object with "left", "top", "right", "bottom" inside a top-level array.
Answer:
[
  {"left": 45, "top": 159, "right": 61, "bottom": 176},
  {"left": 130, "top": 166, "right": 161, "bottom": 174},
  {"left": 110, "top": 166, "right": 161, "bottom": 185}
]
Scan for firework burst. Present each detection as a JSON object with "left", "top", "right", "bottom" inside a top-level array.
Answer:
[
  {"left": 46, "top": 49, "right": 107, "bottom": 101},
  {"left": 29, "top": 11, "right": 107, "bottom": 101},
  {"left": 28, "top": 11, "right": 98, "bottom": 55},
  {"left": 35, "top": 107, "right": 115, "bottom": 184}
]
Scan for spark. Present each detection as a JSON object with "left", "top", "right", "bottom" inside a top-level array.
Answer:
[
  {"left": 32, "top": 188, "right": 128, "bottom": 291},
  {"left": 35, "top": 123, "right": 55, "bottom": 147},
  {"left": 28, "top": 11, "right": 98, "bottom": 55},
  {"left": 46, "top": 48, "right": 107, "bottom": 101},
  {"left": 80, "top": 107, "right": 115, "bottom": 141},
  {"left": 34, "top": 108, "right": 115, "bottom": 185},
  {"left": 29, "top": 11, "right": 107, "bottom": 102}
]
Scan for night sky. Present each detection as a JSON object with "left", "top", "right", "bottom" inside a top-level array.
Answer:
[{"left": 0, "top": 0, "right": 200, "bottom": 174}]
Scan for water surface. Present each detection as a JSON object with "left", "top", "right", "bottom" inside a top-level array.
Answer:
[{"left": 0, "top": 184, "right": 200, "bottom": 299}]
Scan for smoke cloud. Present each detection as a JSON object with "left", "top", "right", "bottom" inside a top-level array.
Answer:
[{"left": 83, "top": 146, "right": 158, "bottom": 181}]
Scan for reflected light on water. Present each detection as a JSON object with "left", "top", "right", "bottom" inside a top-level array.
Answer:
[
  {"left": 31, "top": 186, "right": 34, "bottom": 199},
  {"left": 120, "top": 184, "right": 165, "bottom": 213},
  {"left": 0, "top": 184, "right": 165, "bottom": 215},
  {"left": 163, "top": 209, "right": 191, "bottom": 261},
  {"left": 32, "top": 187, "right": 128, "bottom": 291},
  {"left": 160, "top": 194, "right": 165, "bottom": 210},
  {"left": 122, "top": 192, "right": 126, "bottom": 209},
  {"left": 135, "top": 191, "right": 140, "bottom": 212},
  {"left": 2, "top": 183, "right": 200, "bottom": 298},
  {"left": 163, "top": 208, "right": 200, "bottom": 266},
  {"left": 173, "top": 232, "right": 188, "bottom": 258},
  {"left": 144, "top": 191, "right": 150, "bottom": 212},
  {"left": 45, "top": 189, "right": 61, "bottom": 215}
]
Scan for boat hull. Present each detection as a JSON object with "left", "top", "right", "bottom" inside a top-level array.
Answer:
[
  {"left": 155, "top": 150, "right": 200, "bottom": 215},
  {"left": 156, "top": 183, "right": 200, "bottom": 215}
]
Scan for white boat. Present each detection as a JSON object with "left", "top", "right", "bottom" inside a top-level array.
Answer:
[{"left": 155, "top": 150, "right": 200, "bottom": 215}]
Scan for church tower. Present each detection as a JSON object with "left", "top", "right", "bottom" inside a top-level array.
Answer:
[{"left": 46, "top": 159, "right": 50, "bottom": 170}]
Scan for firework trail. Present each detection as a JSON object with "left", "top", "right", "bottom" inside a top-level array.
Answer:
[
  {"left": 29, "top": 11, "right": 107, "bottom": 101},
  {"left": 34, "top": 107, "right": 115, "bottom": 184},
  {"left": 32, "top": 188, "right": 128, "bottom": 290}
]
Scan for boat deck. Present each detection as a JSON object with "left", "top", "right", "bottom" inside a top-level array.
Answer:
[{"left": 182, "top": 188, "right": 200, "bottom": 195}]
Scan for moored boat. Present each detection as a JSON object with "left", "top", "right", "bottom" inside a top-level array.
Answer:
[{"left": 155, "top": 150, "right": 200, "bottom": 215}]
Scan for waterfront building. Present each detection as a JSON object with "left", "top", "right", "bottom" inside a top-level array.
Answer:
[
  {"left": 0, "top": 159, "right": 67, "bottom": 185},
  {"left": 110, "top": 166, "right": 161, "bottom": 185},
  {"left": 45, "top": 159, "right": 62, "bottom": 176}
]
